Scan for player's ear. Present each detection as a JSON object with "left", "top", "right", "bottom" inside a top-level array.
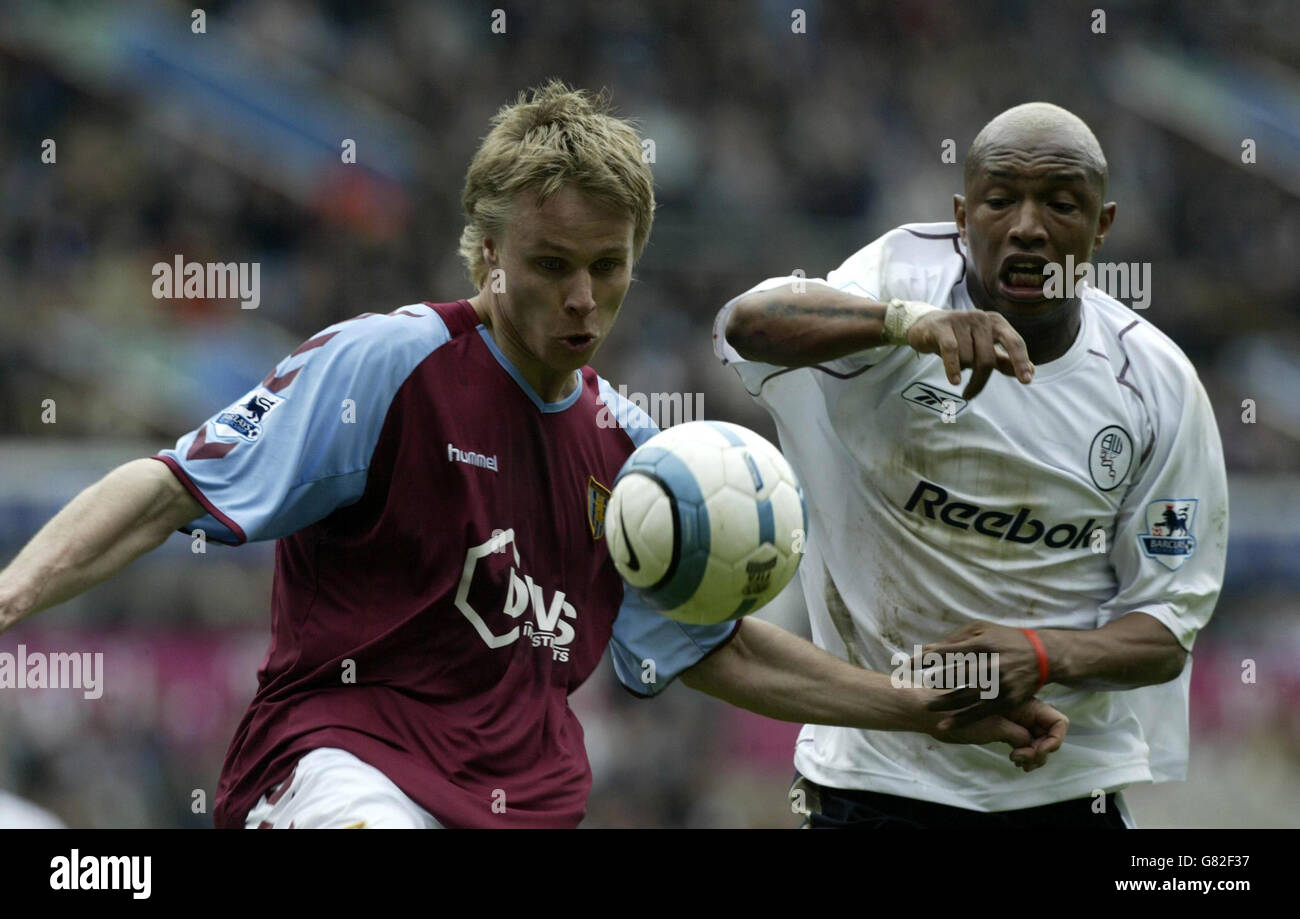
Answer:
[
  {"left": 1094, "top": 202, "right": 1117, "bottom": 251},
  {"left": 482, "top": 236, "right": 499, "bottom": 267},
  {"left": 953, "top": 194, "right": 967, "bottom": 242}
]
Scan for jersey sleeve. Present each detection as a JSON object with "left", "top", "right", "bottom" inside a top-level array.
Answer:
[
  {"left": 609, "top": 591, "right": 741, "bottom": 697},
  {"left": 595, "top": 375, "right": 741, "bottom": 696},
  {"left": 1097, "top": 354, "right": 1228, "bottom": 651},
  {"left": 152, "top": 307, "right": 450, "bottom": 545}
]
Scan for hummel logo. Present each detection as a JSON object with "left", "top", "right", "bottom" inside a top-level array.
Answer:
[
  {"left": 619, "top": 505, "right": 640, "bottom": 572},
  {"left": 447, "top": 443, "right": 499, "bottom": 472}
]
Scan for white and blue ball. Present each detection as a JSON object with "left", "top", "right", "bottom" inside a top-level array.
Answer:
[{"left": 605, "top": 420, "right": 807, "bottom": 626}]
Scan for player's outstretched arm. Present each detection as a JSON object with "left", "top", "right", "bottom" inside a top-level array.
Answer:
[
  {"left": 679, "top": 617, "right": 1065, "bottom": 771},
  {"left": 726, "top": 284, "right": 1034, "bottom": 399},
  {"left": 0, "top": 458, "right": 202, "bottom": 633}
]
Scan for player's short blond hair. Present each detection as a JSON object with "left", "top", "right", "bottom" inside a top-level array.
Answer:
[{"left": 459, "top": 80, "right": 655, "bottom": 289}]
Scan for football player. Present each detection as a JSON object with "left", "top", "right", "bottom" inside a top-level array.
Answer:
[{"left": 716, "top": 102, "right": 1227, "bottom": 828}]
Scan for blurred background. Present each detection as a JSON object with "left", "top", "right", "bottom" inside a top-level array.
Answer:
[{"left": 1, "top": 0, "right": 1297, "bottom": 828}]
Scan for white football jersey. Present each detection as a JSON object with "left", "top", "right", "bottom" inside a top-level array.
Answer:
[{"left": 714, "top": 221, "right": 1228, "bottom": 811}]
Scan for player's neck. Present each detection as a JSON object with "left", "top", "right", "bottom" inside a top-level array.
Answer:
[
  {"left": 469, "top": 293, "right": 579, "bottom": 403},
  {"left": 974, "top": 296, "right": 1082, "bottom": 365},
  {"left": 1000, "top": 300, "right": 1081, "bottom": 365},
  {"left": 524, "top": 361, "right": 580, "bottom": 403}
]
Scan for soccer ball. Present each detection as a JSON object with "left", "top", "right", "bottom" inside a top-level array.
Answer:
[{"left": 606, "top": 420, "right": 807, "bottom": 625}]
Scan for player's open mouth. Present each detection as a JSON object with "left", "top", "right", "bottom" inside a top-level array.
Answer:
[
  {"left": 561, "top": 334, "right": 596, "bottom": 352},
  {"left": 997, "top": 254, "right": 1049, "bottom": 301}
]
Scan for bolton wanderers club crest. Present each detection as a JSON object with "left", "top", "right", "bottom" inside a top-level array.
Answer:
[
  {"left": 588, "top": 476, "right": 612, "bottom": 540},
  {"left": 1138, "top": 499, "right": 1198, "bottom": 570},
  {"left": 1089, "top": 425, "right": 1134, "bottom": 492}
]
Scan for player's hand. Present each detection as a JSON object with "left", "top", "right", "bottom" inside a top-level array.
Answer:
[
  {"left": 914, "top": 620, "right": 1046, "bottom": 728},
  {"left": 927, "top": 698, "right": 1068, "bottom": 772},
  {"left": 905, "top": 309, "right": 1033, "bottom": 399}
]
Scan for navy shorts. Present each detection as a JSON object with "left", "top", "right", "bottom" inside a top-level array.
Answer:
[{"left": 790, "top": 774, "right": 1132, "bottom": 829}]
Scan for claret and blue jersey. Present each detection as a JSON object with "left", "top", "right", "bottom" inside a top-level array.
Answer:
[{"left": 153, "top": 299, "right": 737, "bottom": 829}]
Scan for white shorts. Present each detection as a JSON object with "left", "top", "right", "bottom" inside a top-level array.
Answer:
[{"left": 244, "top": 747, "right": 443, "bottom": 829}]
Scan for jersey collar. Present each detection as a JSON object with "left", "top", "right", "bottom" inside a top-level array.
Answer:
[
  {"left": 477, "top": 326, "right": 584, "bottom": 413},
  {"left": 1019, "top": 303, "right": 1090, "bottom": 383}
]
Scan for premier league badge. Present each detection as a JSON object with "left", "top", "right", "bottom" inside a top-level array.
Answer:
[
  {"left": 214, "top": 388, "right": 282, "bottom": 443},
  {"left": 1138, "top": 499, "right": 1198, "bottom": 570}
]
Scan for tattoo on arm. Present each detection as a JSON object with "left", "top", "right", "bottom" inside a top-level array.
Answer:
[{"left": 760, "top": 300, "right": 883, "bottom": 321}]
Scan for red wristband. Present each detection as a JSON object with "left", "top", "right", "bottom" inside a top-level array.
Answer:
[{"left": 1019, "top": 628, "right": 1050, "bottom": 692}]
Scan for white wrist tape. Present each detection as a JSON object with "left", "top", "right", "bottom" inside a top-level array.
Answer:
[{"left": 882, "top": 298, "right": 942, "bottom": 345}]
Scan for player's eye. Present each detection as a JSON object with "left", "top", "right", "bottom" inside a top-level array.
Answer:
[
  {"left": 986, "top": 197, "right": 1011, "bottom": 209},
  {"left": 592, "top": 259, "right": 622, "bottom": 273},
  {"left": 1049, "top": 201, "right": 1077, "bottom": 214},
  {"left": 536, "top": 258, "right": 565, "bottom": 272}
]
